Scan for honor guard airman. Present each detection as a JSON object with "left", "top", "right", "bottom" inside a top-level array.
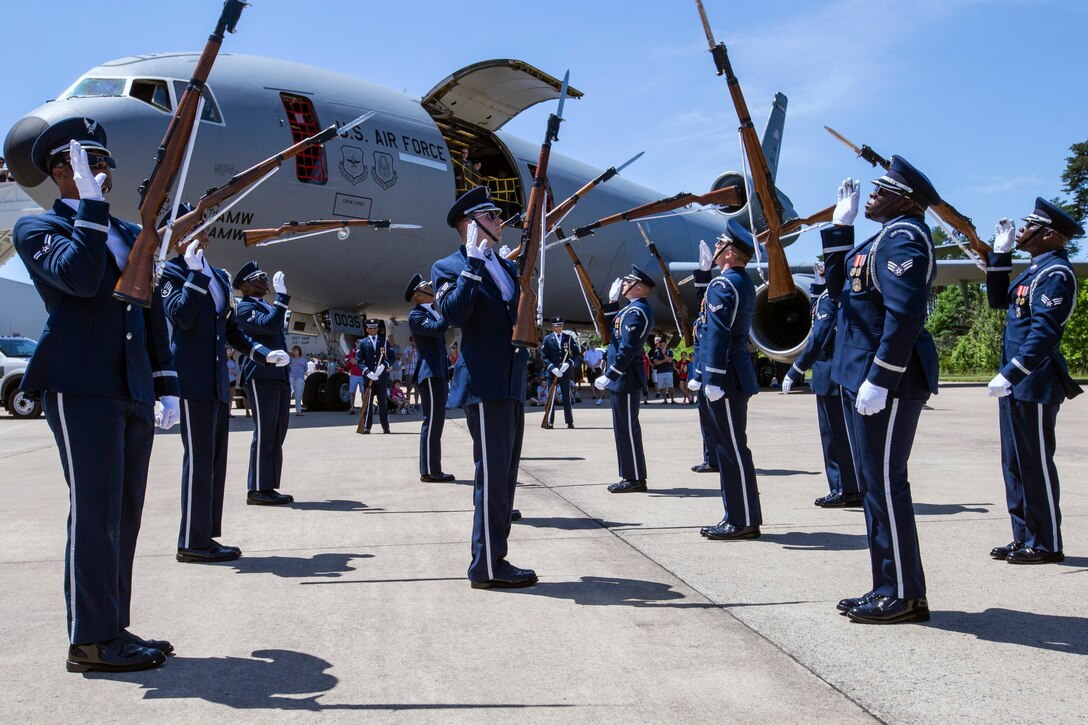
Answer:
[
  {"left": 234, "top": 261, "right": 295, "bottom": 505},
  {"left": 782, "top": 263, "right": 861, "bottom": 508},
  {"left": 688, "top": 239, "right": 720, "bottom": 474},
  {"left": 820, "top": 157, "right": 941, "bottom": 624},
  {"left": 432, "top": 186, "right": 535, "bottom": 588},
  {"left": 697, "top": 219, "right": 762, "bottom": 540},
  {"left": 594, "top": 265, "right": 656, "bottom": 493},
  {"left": 13, "top": 118, "right": 177, "bottom": 672},
  {"left": 541, "top": 316, "right": 582, "bottom": 428},
  {"left": 985, "top": 199, "right": 1084, "bottom": 564},
  {"left": 357, "top": 319, "right": 392, "bottom": 433},
  {"left": 159, "top": 204, "right": 290, "bottom": 563},
  {"left": 405, "top": 273, "right": 455, "bottom": 481}
]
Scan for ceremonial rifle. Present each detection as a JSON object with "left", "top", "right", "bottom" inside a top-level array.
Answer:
[
  {"left": 824, "top": 126, "right": 991, "bottom": 257},
  {"left": 556, "top": 226, "right": 611, "bottom": 345},
  {"left": 114, "top": 0, "right": 247, "bottom": 307},
  {"left": 356, "top": 344, "right": 387, "bottom": 434},
  {"left": 694, "top": 0, "right": 794, "bottom": 301},
  {"left": 637, "top": 223, "right": 693, "bottom": 346},
  {"left": 243, "top": 219, "right": 422, "bottom": 247},
  {"left": 755, "top": 204, "right": 836, "bottom": 244},
  {"left": 541, "top": 348, "right": 570, "bottom": 429},
  {"left": 512, "top": 71, "right": 571, "bottom": 348}
]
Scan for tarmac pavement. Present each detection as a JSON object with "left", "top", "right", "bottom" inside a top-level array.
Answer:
[{"left": 0, "top": 383, "right": 1084, "bottom": 723}]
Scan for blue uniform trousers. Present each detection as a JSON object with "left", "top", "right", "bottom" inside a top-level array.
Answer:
[
  {"left": 697, "top": 389, "right": 719, "bottom": 467},
  {"left": 816, "top": 390, "right": 859, "bottom": 496},
  {"left": 546, "top": 377, "right": 574, "bottom": 427},
  {"left": 706, "top": 394, "right": 762, "bottom": 527},
  {"left": 179, "top": 399, "right": 230, "bottom": 549},
  {"left": 363, "top": 379, "right": 390, "bottom": 431},
  {"left": 464, "top": 399, "right": 524, "bottom": 582},
  {"left": 246, "top": 379, "right": 290, "bottom": 491},
  {"left": 418, "top": 377, "right": 449, "bottom": 476},
  {"left": 610, "top": 391, "right": 647, "bottom": 482},
  {"left": 43, "top": 392, "right": 154, "bottom": 644},
  {"left": 998, "top": 397, "right": 1063, "bottom": 553},
  {"left": 842, "top": 390, "right": 927, "bottom": 599}
]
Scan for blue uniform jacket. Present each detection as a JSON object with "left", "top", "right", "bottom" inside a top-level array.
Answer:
[
  {"left": 604, "top": 297, "right": 654, "bottom": 394},
  {"left": 408, "top": 304, "right": 449, "bottom": 383},
  {"left": 786, "top": 288, "right": 839, "bottom": 396},
  {"left": 236, "top": 292, "right": 290, "bottom": 384},
  {"left": 357, "top": 334, "right": 391, "bottom": 381},
  {"left": 541, "top": 330, "right": 582, "bottom": 379},
  {"left": 13, "top": 198, "right": 177, "bottom": 404},
  {"left": 701, "top": 267, "right": 760, "bottom": 397},
  {"left": 432, "top": 246, "right": 528, "bottom": 406},
  {"left": 160, "top": 255, "right": 271, "bottom": 403},
  {"left": 986, "top": 249, "right": 1080, "bottom": 404},
  {"left": 822, "top": 215, "right": 939, "bottom": 399}
]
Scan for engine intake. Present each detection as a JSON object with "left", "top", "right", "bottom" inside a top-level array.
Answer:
[{"left": 749, "top": 278, "right": 812, "bottom": 363}]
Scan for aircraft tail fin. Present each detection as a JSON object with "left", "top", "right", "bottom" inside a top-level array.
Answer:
[{"left": 761, "top": 92, "right": 788, "bottom": 184}]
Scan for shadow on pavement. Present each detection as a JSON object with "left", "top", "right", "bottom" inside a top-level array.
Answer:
[
  {"left": 216, "top": 553, "right": 374, "bottom": 578},
  {"left": 913, "top": 502, "right": 993, "bottom": 515},
  {"left": 516, "top": 516, "right": 643, "bottom": 531},
  {"left": 925, "top": 609, "right": 1088, "bottom": 654},
  {"left": 521, "top": 456, "right": 588, "bottom": 461},
  {"left": 758, "top": 531, "right": 869, "bottom": 551},
  {"left": 500, "top": 576, "right": 807, "bottom": 609},
  {"left": 648, "top": 487, "right": 718, "bottom": 498},
  {"left": 287, "top": 499, "right": 372, "bottom": 512},
  {"left": 755, "top": 468, "right": 822, "bottom": 476}
]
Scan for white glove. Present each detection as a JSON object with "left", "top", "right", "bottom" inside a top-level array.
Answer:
[
  {"left": 559, "top": 362, "right": 570, "bottom": 374},
  {"left": 465, "top": 221, "right": 487, "bottom": 260},
  {"left": 988, "top": 373, "right": 1012, "bottom": 398},
  {"left": 375, "top": 363, "right": 386, "bottom": 376},
  {"left": 266, "top": 350, "right": 290, "bottom": 367},
  {"left": 156, "top": 395, "right": 180, "bottom": 431},
  {"left": 687, "top": 379, "right": 701, "bottom": 392},
  {"left": 367, "top": 371, "right": 379, "bottom": 381},
  {"left": 272, "top": 271, "right": 287, "bottom": 295},
  {"left": 594, "top": 375, "right": 610, "bottom": 391},
  {"left": 69, "top": 140, "right": 105, "bottom": 201},
  {"left": 833, "top": 178, "right": 860, "bottom": 226},
  {"left": 855, "top": 380, "right": 888, "bottom": 416},
  {"left": 994, "top": 218, "right": 1016, "bottom": 254},
  {"left": 813, "top": 261, "right": 826, "bottom": 285},
  {"left": 499, "top": 244, "right": 512, "bottom": 258},
  {"left": 781, "top": 377, "right": 794, "bottom": 395},
  {"left": 184, "top": 239, "right": 204, "bottom": 271},
  {"left": 698, "top": 239, "right": 713, "bottom": 272},
  {"left": 704, "top": 384, "right": 725, "bottom": 402},
  {"left": 551, "top": 367, "right": 563, "bottom": 378},
  {"left": 608, "top": 277, "right": 624, "bottom": 303}
]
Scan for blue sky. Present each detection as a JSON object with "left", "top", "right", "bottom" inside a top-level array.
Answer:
[{"left": 3, "top": 0, "right": 1086, "bottom": 283}]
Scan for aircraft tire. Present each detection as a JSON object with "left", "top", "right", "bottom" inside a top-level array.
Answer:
[
  {"left": 303, "top": 373, "right": 327, "bottom": 411},
  {"left": 323, "top": 372, "right": 351, "bottom": 411}
]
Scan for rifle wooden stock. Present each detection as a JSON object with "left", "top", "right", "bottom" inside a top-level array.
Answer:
[
  {"left": 244, "top": 219, "right": 391, "bottom": 247},
  {"left": 545, "top": 166, "right": 616, "bottom": 230},
  {"left": 541, "top": 349, "right": 570, "bottom": 429},
  {"left": 563, "top": 242, "right": 611, "bottom": 345},
  {"left": 573, "top": 186, "right": 741, "bottom": 238},
  {"left": 756, "top": 204, "right": 835, "bottom": 243},
  {"left": 645, "top": 240, "right": 694, "bottom": 347},
  {"left": 114, "top": 0, "right": 246, "bottom": 307},
  {"left": 931, "top": 199, "right": 991, "bottom": 255}
]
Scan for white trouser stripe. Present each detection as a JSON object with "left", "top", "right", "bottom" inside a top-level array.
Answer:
[
  {"left": 883, "top": 399, "right": 905, "bottom": 599},
  {"left": 183, "top": 400, "right": 195, "bottom": 548},
  {"left": 839, "top": 386, "right": 861, "bottom": 485},
  {"left": 479, "top": 403, "right": 493, "bottom": 580},
  {"left": 1038, "top": 404, "right": 1059, "bottom": 548},
  {"left": 724, "top": 399, "right": 750, "bottom": 525},
  {"left": 626, "top": 393, "right": 640, "bottom": 481},
  {"left": 250, "top": 380, "right": 263, "bottom": 489},
  {"left": 57, "top": 393, "right": 77, "bottom": 642},
  {"left": 425, "top": 379, "right": 435, "bottom": 475}
]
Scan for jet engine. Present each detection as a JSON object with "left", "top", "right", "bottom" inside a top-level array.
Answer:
[
  {"left": 749, "top": 275, "right": 814, "bottom": 363},
  {"left": 709, "top": 171, "right": 747, "bottom": 214}
]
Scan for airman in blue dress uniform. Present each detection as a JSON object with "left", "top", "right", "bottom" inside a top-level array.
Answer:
[
  {"left": 820, "top": 157, "right": 940, "bottom": 624},
  {"left": 697, "top": 219, "right": 762, "bottom": 540},
  {"left": 541, "top": 316, "right": 582, "bottom": 428},
  {"left": 405, "top": 273, "right": 455, "bottom": 481},
  {"left": 985, "top": 198, "right": 1083, "bottom": 565},
  {"left": 159, "top": 204, "right": 290, "bottom": 562},
  {"left": 234, "top": 261, "right": 295, "bottom": 505},
  {"left": 688, "top": 240, "right": 720, "bottom": 473},
  {"left": 431, "top": 186, "right": 535, "bottom": 588},
  {"left": 14, "top": 118, "right": 177, "bottom": 672},
  {"left": 594, "top": 265, "right": 656, "bottom": 493},
  {"left": 357, "top": 319, "right": 392, "bottom": 433},
  {"left": 782, "top": 264, "right": 861, "bottom": 508}
]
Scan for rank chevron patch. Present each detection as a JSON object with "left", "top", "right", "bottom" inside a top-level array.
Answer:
[{"left": 886, "top": 259, "right": 914, "bottom": 276}]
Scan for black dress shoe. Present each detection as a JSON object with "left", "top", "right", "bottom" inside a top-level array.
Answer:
[
  {"left": 990, "top": 540, "right": 1025, "bottom": 560},
  {"left": 118, "top": 629, "right": 174, "bottom": 655},
  {"left": 347, "top": 409, "right": 356, "bottom": 415},
  {"left": 691, "top": 463, "right": 719, "bottom": 473},
  {"left": 704, "top": 523, "right": 761, "bottom": 540},
  {"left": 1006, "top": 547, "right": 1065, "bottom": 565},
  {"left": 819, "top": 492, "right": 864, "bottom": 508},
  {"left": 699, "top": 519, "right": 727, "bottom": 537},
  {"left": 246, "top": 490, "right": 294, "bottom": 506},
  {"left": 847, "top": 595, "right": 930, "bottom": 624},
  {"left": 511, "top": 509, "right": 522, "bottom": 521},
  {"left": 66, "top": 639, "right": 166, "bottom": 673},
  {"left": 382, "top": 428, "right": 391, "bottom": 434},
  {"left": 607, "top": 479, "right": 647, "bottom": 493},
  {"left": 177, "top": 543, "right": 242, "bottom": 563},
  {"left": 420, "top": 472, "right": 456, "bottom": 482},
  {"left": 210, "top": 540, "right": 241, "bottom": 556},
  {"left": 836, "top": 590, "right": 879, "bottom": 613},
  {"left": 361, "top": 429, "right": 371, "bottom": 434},
  {"left": 814, "top": 493, "right": 834, "bottom": 506},
  {"left": 567, "top": 424, "right": 575, "bottom": 429},
  {"left": 470, "top": 565, "right": 538, "bottom": 589}
]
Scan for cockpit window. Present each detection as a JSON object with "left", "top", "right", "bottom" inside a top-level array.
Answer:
[
  {"left": 171, "top": 81, "right": 224, "bottom": 124},
  {"left": 129, "top": 79, "right": 171, "bottom": 112},
  {"left": 66, "top": 77, "right": 126, "bottom": 99}
]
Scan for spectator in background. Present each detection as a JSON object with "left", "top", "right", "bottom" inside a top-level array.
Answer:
[
  {"left": 532, "top": 377, "right": 549, "bottom": 406},
  {"left": 651, "top": 336, "right": 677, "bottom": 404},
  {"left": 678, "top": 351, "right": 692, "bottom": 403},
  {"left": 389, "top": 381, "right": 408, "bottom": 414},
  {"left": 401, "top": 336, "right": 419, "bottom": 411},
  {"left": 306, "top": 356, "right": 317, "bottom": 377},
  {"left": 344, "top": 342, "right": 364, "bottom": 415},
  {"left": 447, "top": 341, "right": 459, "bottom": 378},
  {"left": 225, "top": 347, "right": 241, "bottom": 415},
  {"left": 288, "top": 345, "right": 307, "bottom": 416},
  {"left": 583, "top": 339, "right": 605, "bottom": 406},
  {"left": 388, "top": 333, "right": 403, "bottom": 386},
  {"left": 0, "top": 156, "right": 10, "bottom": 182},
  {"left": 641, "top": 351, "right": 652, "bottom": 405}
]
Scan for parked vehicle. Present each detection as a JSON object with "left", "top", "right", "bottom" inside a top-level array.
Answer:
[{"left": 0, "top": 336, "right": 41, "bottom": 419}]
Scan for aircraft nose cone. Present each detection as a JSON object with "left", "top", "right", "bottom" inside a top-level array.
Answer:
[{"left": 3, "top": 114, "right": 51, "bottom": 188}]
